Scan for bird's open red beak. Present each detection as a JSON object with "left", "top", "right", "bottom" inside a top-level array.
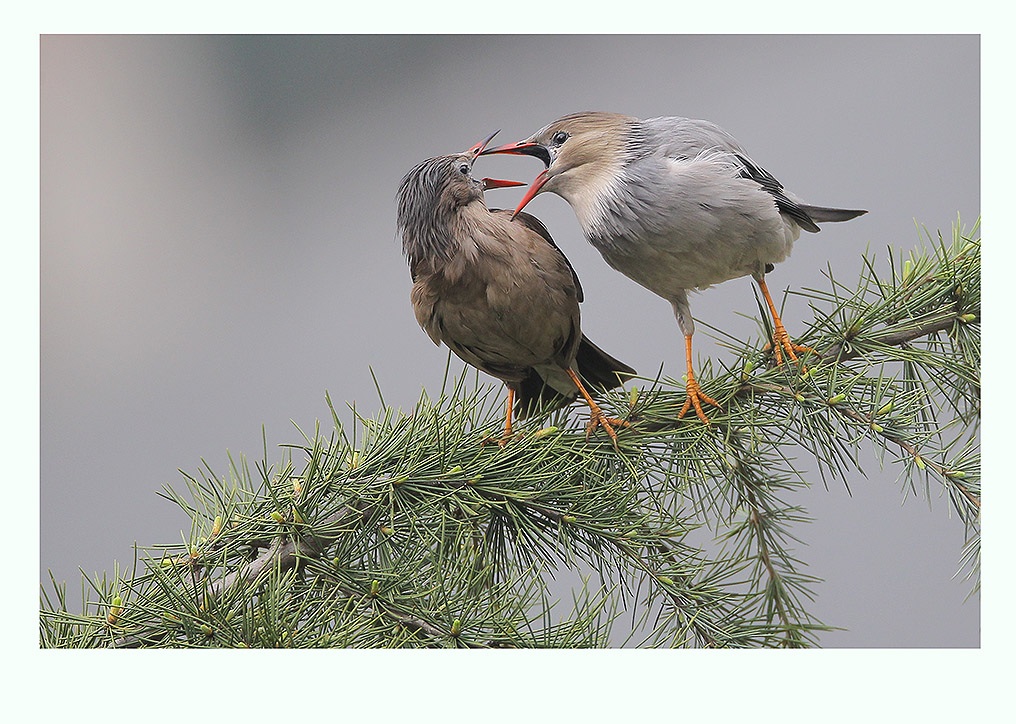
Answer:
[
  {"left": 481, "top": 177, "right": 526, "bottom": 190},
  {"left": 510, "top": 169, "right": 550, "bottom": 219},
  {"left": 467, "top": 130, "right": 501, "bottom": 157},
  {"left": 480, "top": 140, "right": 552, "bottom": 167},
  {"left": 478, "top": 139, "right": 553, "bottom": 218}
]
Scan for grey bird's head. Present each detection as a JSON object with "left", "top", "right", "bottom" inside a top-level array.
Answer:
[
  {"left": 481, "top": 111, "right": 638, "bottom": 217},
  {"left": 397, "top": 131, "right": 522, "bottom": 270}
]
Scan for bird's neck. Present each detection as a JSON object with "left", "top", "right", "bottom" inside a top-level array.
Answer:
[
  {"left": 554, "top": 160, "right": 608, "bottom": 214},
  {"left": 557, "top": 160, "right": 634, "bottom": 242},
  {"left": 553, "top": 123, "right": 643, "bottom": 239},
  {"left": 407, "top": 200, "right": 489, "bottom": 280}
]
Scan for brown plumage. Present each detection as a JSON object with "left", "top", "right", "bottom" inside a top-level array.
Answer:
[{"left": 396, "top": 133, "right": 635, "bottom": 443}]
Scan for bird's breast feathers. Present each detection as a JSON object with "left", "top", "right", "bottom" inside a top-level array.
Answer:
[{"left": 410, "top": 219, "right": 581, "bottom": 366}]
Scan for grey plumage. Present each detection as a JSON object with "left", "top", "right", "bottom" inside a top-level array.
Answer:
[
  {"left": 396, "top": 140, "right": 634, "bottom": 431},
  {"left": 482, "top": 111, "right": 867, "bottom": 423}
]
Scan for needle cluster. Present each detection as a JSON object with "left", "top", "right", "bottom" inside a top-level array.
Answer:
[{"left": 40, "top": 221, "right": 980, "bottom": 648}]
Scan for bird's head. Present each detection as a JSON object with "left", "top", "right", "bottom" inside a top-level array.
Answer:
[
  {"left": 397, "top": 131, "right": 501, "bottom": 220},
  {"left": 396, "top": 131, "right": 523, "bottom": 265},
  {"left": 481, "top": 111, "right": 636, "bottom": 218}
]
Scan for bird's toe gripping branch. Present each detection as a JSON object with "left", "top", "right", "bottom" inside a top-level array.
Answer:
[
  {"left": 756, "top": 277, "right": 818, "bottom": 368},
  {"left": 764, "top": 323, "right": 818, "bottom": 367},
  {"left": 565, "top": 369, "right": 631, "bottom": 446},
  {"left": 584, "top": 408, "right": 631, "bottom": 444},
  {"left": 677, "top": 333, "right": 721, "bottom": 425},
  {"left": 679, "top": 376, "right": 721, "bottom": 425}
]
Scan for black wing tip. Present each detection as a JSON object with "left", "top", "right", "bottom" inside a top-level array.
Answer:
[
  {"left": 800, "top": 204, "right": 869, "bottom": 225},
  {"left": 574, "top": 336, "right": 636, "bottom": 391}
]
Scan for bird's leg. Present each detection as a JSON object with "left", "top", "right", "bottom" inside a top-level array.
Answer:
[
  {"left": 501, "top": 388, "right": 514, "bottom": 440},
  {"left": 565, "top": 369, "right": 630, "bottom": 445},
  {"left": 671, "top": 295, "right": 719, "bottom": 424},
  {"left": 482, "top": 388, "right": 517, "bottom": 447},
  {"left": 677, "top": 333, "right": 720, "bottom": 424},
  {"left": 757, "top": 276, "right": 816, "bottom": 367}
]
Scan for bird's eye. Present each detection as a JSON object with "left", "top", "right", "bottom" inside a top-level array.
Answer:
[
  {"left": 459, "top": 164, "right": 470, "bottom": 175},
  {"left": 551, "top": 130, "right": 568, "bottom": 145}
]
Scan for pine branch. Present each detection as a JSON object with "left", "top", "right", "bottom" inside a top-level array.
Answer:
[
  {"left": 823, "top": 310, "right": 968, "bottom": 363},
  {"left": 41, "top": 221, "right": 980, "bottom": 649}
]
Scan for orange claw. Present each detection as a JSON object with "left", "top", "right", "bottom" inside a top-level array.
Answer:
[
  {"left": 757, "top": 277, "right": 817, "bottom": 368},
  {"left": 764, "top": 324, "right": 818, "bottom": 367},
  {"left": 679, "top": 376, "right": 720, "bottom": 425},
  {"left": 677, "top": 334, "right": 721, "bottom": 424},
  {"left": 584, "top": 409, "right": 632, "bottom": 442},
  {"left": 566, "top": 368, "right": 631, "bottom": 446}
]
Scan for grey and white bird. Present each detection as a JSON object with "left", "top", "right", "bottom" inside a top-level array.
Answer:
[
  {"left": 482, "top": 112, "right": 867, "bottom": 423},
  {"left": 396, "top": 131, "right": 635, "bottom": 444}
]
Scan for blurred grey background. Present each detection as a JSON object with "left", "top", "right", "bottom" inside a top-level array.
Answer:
[{"left": 40, "top": 34, "right": 979, "bottom": 646}]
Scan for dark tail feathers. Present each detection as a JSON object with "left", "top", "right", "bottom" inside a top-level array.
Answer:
[
  {"left": 514, "top": 335, "right": 635, "bottom": 419},
  {"left": 574, "top": 335, "right": 636, "bottom": 392},
  {"left": 799, "top": 204, "right": 868, "bottom": 224}
]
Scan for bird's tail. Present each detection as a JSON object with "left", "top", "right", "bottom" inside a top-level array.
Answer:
[
  {"left": 799, "top": 204, "right": 868, "bottom": 224},
  {"left": 514, "top": 374, "right": 572, "bottom": 419},
  {"left": 574, "top": 335, "right": 636, "bottom": 392},
  {"left": 514, "top": 336, "right": 635, "bottom": 419}
]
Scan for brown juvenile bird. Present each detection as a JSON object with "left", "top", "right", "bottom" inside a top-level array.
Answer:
[
  {"left": 396, "top": 132, "right": 635, "bottom": 444},
  {"left": 483, "top": 112, "right": 867, "bottom": 424}
]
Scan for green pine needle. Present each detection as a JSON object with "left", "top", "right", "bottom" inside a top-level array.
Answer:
[{"left": 40, "top": 220, "right": 980, "bottom": 649}]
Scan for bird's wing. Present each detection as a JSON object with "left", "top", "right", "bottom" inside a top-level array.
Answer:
[
  {"left": 641, "top": 116, "right": 748, "bottom": 158},
  {"left": 642, "top": 116, "right": 820, "bottom": 232},
  {"left": 489, "top": 208, "right": 584, "bottom": 303},
  {"left": 732, "top": 153, "right": 820, "bottom": 233}
]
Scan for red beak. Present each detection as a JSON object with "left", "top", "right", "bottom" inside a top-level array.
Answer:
[
  {"left": 466, "top": 130, "right": 501, "bottom": 157},
  {"left": 477, "top": 138, "right": 554, "bottom": 218},
  {"left": 481, "top": 140, "right": 534, "bottom": 155},
  {"left": 480, "top": 140, "right": 552, "bottom": 167},
  {"left": 481, "top": 177, "right": 526, "bottom": 190},
  {"left": 511, "top": 169, "right": 550, "bottom": 219}
]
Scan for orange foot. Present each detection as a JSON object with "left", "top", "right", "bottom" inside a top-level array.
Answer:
[
  {"left": 482, "top": 389, "right": 521, "bottom": 447},
  {"left": 481, "top": 431, "right": 521, "bottom": 448},
  {"left": 679, "top": 376, "right": 721, "bottom": 425},
  {"left": 764, "top": 321, "right": 818, "bottom": 368},
  {"left": 756, "top": 276, "right": 817, "bottom": 369},
  {"left": 565, "top": 368, "right": 631, "bottom": 447},
  {"left": 584, "top": 407, "right": 632, "bottom": 444}
]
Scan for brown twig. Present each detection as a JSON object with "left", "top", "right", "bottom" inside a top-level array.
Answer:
[{"left": 822, "top": 309, "right": 967, "bottom": 363}]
